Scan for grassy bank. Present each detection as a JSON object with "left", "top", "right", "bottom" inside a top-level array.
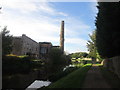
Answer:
[{"left": 46, "top": 64, "right": 92, "bottom": 88}]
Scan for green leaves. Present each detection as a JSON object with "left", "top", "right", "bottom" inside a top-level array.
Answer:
[
  {"left": 87, "top": 30, "right": 97, "bottom": 59},
  {"left": 2, "top": 26, "right": 13, "bottom": 56},
  {"left": 46, "top": 47, "right": 71, "bottom": 73},
  {"left": 95, "top": 2, "right": 120, "bottom": 58},
  {"left": 69, "top": 52, "right": 88, "bottom": 58}
]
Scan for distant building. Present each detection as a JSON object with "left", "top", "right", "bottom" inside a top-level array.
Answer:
[
  {"left": 12, "top": 34, "right": 53, "bottom": 59},
  {"left": 12, "top": 34, "right": 39, "bottom": 58},
  {"left": 11, "top": 20, "right": 65, "bottom": 58},
  {"left": 52, "top": 46, "right": 60, "bottom": 48},
  {"left": 39, "top": 42, "right": 52, "bottom": 59}
]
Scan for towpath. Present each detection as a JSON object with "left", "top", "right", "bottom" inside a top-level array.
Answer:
[{"left": 82, "top": 64, "right": 111, "bottom": 88}]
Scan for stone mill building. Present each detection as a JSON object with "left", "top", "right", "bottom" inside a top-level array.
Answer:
[{"left": 11, "top": 21, "right": 65, "bottom": 59}]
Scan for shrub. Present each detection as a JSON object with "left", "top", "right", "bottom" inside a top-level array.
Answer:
[
  {"left": 2, "top": 56, "right": 33, "bottom": 75},
  {"left": 48, "top": 67, "right": 78, "bottom": 82},
  {"left": 31, "top": 60, "right": 43, "bottom": 69},
  {"left": 45, "top": 47, "right": 71, "bottom": 74}
]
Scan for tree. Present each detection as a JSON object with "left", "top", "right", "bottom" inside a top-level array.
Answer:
[
  {"left": 95, "top": 2, "right": 120, "bottom": 58},
  {"left": 79, "top": 52, "right": 88, "bottom": 58},
  {"left": 46, "top": 47, "right": 70, "bottom": 73},
  {"left": 87, "top": 30, "right": 97, "bottom": 60},
  {"left": 1, "top": 26, "right": 13, "bottom": 56},
  {"left": 69, "top": 52, "right": 88, "bottom": 58},
  {"left": 69, "top": 53, "right": 80, "bottom": 58}
]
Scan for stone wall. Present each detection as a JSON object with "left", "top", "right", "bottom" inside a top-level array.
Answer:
[
  {"left": 39, "top": 42, "right": 52, "bottom": 59},
  {"left": 103, "top": 56, "right": 120, "bottom": 78},
  {"left": 12, "top": 34, "right": 53, "bottom": 59},
  {"left": 12, "top": 37, "right": 22, "bottom": 55},
  {"left": 22, "top": 34, "right": 39, "bottom": 57},
  {"left": 12, "top": 34, "right": 39, "bottom": 58}
]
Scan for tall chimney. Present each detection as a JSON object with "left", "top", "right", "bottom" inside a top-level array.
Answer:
[{"left": 60, "top": 21, "right": 64, "bottom": 54}]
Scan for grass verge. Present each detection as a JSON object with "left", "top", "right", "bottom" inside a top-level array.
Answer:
[
  {"left": 48, "top": 67, "right": 79, "bottom": 82},
  {"left": 100, "top": 66, "right": 120, "bottom": 88},
  {"left": 46, "top": 64, "right": 92, "bottom": 88}
]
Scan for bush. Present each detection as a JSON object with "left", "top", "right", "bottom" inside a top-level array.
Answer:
[
  {"left": 31, "top": 60, "right": 43, "bottom": 69},
  {"left": 2, "top": 56, "right": 33, "bottom": 75},
  {"left": 96, "top": 2, "right": 120, "bottom": 58},
  {"left": 45, "top": 47, "right": 71, "bottom": 74},
  {"left": 48, "top": 67, "right": 78, "bottom": 82}
]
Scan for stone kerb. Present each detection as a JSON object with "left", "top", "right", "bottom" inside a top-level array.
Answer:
[
  {"left": 103, "top": 56, "right": 120, "bottom": 79},
  {"left": 108, "top": 58, "right": 114, "bottom": 72},
  {"left": 112, "top": 56, "right": 120, "bottom": 78}
]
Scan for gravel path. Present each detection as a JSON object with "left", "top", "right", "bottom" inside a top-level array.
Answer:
[{"left": 82, "top": 64, "right": 111, "bottom": 88}]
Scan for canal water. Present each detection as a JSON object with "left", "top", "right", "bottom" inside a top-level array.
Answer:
[
  {"left": 3, "top": 70, "right": 50, "bottom": 89},
  {"left": 26, "top": 80, "right": 51, "bottom": 90},
  {"left": 26, "top": 64, "right": 75, "bottom": 89},
  {"left": 3, "top": 65, "right": 75, "bottom": 89}
]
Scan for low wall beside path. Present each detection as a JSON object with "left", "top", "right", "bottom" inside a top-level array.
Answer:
[{"left": 103, "top": 56, "right": 120, "bottom": 79}]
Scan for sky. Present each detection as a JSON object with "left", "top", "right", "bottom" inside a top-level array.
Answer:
[{"left": 0, "top": 0, "right": 98, "bottom": 54}]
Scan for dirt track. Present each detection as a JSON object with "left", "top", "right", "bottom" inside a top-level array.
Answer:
[{"left": 82, "top": 64, "right": 111, "bottom": 88}]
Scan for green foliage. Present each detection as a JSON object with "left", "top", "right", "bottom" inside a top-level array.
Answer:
[
  {"left": 96, "top": 52, "right": 102, "bottom": 62},
  {"left": 3, "top": 56, "right": 31, "bottom": 75},
  {"left": 2, "top": 56, "right": 42, "bottom": 75},
  {"left": 69, "top": 52, "right": 88, "bottom": 58},
  {"left": 46, "top": 47, "right": 71, "bottom": 74},
  {"left": 1, "top": 26, "right": 13, "bottom": 56},
  {"left": 95, "top": 2, "right": 120, "bottom": 58},
  {"left": 48, "top": 67, "right": 78, "bottom": 82},
  {"left": 47, "top": 64, "right": 92, "bottom": 88},
  {"left": 87, "top": 30, "right": 97, "bottom": 59}
]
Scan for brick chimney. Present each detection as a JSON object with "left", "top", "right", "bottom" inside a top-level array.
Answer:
[{"left": 60, "top": 21, "right": 64, "bottom": 54}]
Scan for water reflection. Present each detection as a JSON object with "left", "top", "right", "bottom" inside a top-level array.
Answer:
[
  {"left": 63, "top": 64, "right": 75, "bottom": 71},
  {"left": 26, "top": 80, "right": 51, "bottom": 90}
]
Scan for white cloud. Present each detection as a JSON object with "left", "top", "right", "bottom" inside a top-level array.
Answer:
[
  {"left": 44, "top": 0, "right": 97, "bottom": 2},
  {"left": 65, "top": 38, "right": 87, "bottom": 46},
  {"left": 1, "top": 1, "right": 38, "bottom": 13},
  {"left": 0, "top": 1, "right": 93, "bottom": 53},
  {"left": 65, "top": 44, "right": 88, "bottom": 53},
  {"left": 58, "top": 12, "right": 68, "bottom": 16},
  {"left": 1, "top": 0, "right": 68, "bottom": 16},
  {"left": 1, "top": 14, "right": 60, "bottom": 42},
  {"left": 58, "top": 16, "right": 92, "bottom": 42},
  {"left": 90, "top": 2, "right": 98, "bottom": 16},
  {"left": 38, "top": 2, "right": 54, "bottom": 13},
  {"left": 64, "top": 37, "right": 88, "bottom": 53}
]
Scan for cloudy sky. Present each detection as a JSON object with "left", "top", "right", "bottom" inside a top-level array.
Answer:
[{"left": 0, "top": 0, "right": 98, "bottom": 54}]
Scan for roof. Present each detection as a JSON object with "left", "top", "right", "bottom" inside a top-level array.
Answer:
[
  {"left": 39, "top": 42, "right": 52, "bottom": 44},
  {"left": 22, "top": 34, "right": 38, "bottom": 44},
  {"left": 52, "top": 46, "right": 60, "bottom": 48}
]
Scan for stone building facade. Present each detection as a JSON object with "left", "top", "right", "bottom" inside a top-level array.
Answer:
[
  {"left": 12, "top": 34, "right": 39, "bottom": 58},
  {"left": 12, "top": 34, "right": 52, "bottom": 59},
  {"left": 39, "top": 42, "right": 52, "bottom": 59},
  {"left": 12, "top": 20, "right": 65, "bottom": 58},
  {"left": 12, "top": 36, "right": 23, "bottom": 55}
]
